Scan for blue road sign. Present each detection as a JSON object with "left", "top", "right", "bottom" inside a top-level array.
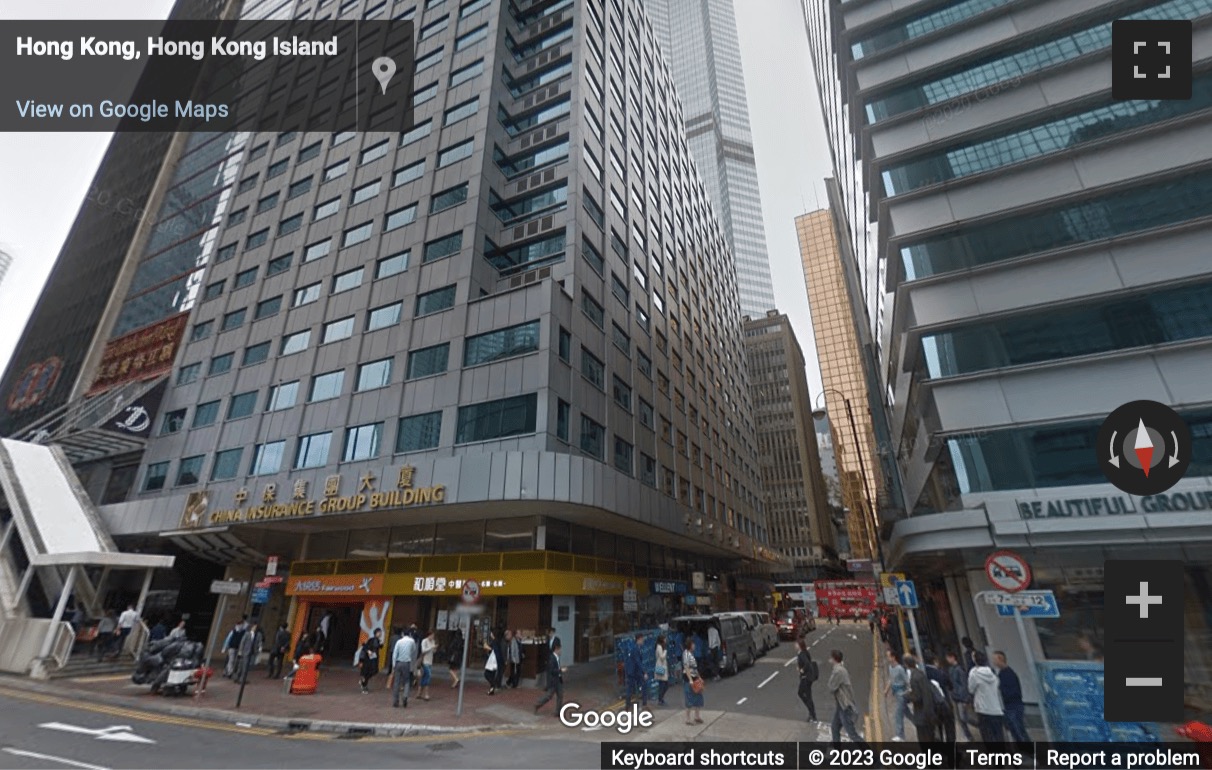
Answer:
[
  {"left": 993, "top": 590, "right": 1060, "bottom": 618},
  {"left": 250, "top": 586, "right": 270, "bottom": 605},
  {"left": 894, "top": 579, "right": 918, "bottom": 609}
]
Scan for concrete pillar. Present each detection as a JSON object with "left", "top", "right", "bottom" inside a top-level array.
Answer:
[
  {"left": 39, "top": 565, "right": 78, "bottom": 660},
  {"left": 135, "top": 568, "right": 154, "bottom": 616},
  {"left": 11, "top": 565, "right": 36, "bottom": 613},
  {"left": 0, "top": 521, "right": 14, "bottom": 554}
]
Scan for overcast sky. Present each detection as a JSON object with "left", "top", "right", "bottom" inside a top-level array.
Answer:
[{"left": 0, "top": 0, "right": 833, "bottom": 395}]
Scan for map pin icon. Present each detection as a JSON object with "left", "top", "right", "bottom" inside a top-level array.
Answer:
[{"left": 372, "top": 56, "right": 396, "bottom": 95}]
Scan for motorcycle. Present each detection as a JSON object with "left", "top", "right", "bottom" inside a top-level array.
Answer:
[{"left": 132, "top": 638, "right": 206, "bottom": 696}]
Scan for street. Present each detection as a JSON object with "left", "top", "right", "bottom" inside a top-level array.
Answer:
[{"left": 0, "top": 625, "right": 874, "bottom": 769}]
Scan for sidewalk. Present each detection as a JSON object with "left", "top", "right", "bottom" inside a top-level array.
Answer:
[{"left": 0, "top": 657, "right": 624, "bottom": 738}]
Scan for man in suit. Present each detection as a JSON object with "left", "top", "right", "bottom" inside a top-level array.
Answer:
[
  {"left": 534, "top": 641, "right": 566, "bottom": 715},
  {"left": 267, "top": 623, "right": 291, "bottom": 678}
]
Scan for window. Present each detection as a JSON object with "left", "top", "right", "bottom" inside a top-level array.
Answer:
[
  {"left": 582, "top": 236, "right": 603, "bottom": 273},
  {"left": 293, "top": 282, "right": 321, "bottom": 306},
  {"left": 281, "top": 330, "right": 311, "bottom": 355},
  {"left": 420, "top": 14, "right": 449, "bottom": 39},
  {"left": 342, "top": 423, "right": 383, "bottom": 461},
  {"left": 638, "top": 398, "right": 653, "bottom": 428},
  {"left": 456, "top": 393, "right": 538, "bottom": 443},
  {"left": 232, "top": 268, "right": 257, "bottom": 290},
  {"left": 202, "top": 280, "right": 224, "bottom": 302},
  {"left": 209, "top": 353, "right": 233, "bottom": 375},
  {"left": 456, "top": 23, "right": 488, "bottom": 50},
  {"left": 355, "top": 358, "right": 393, "bottom": 391},
  {"left": 397, "top": 411, "right": 442, "bottom": 452},
  {"left": 581, "top": 291, "right": 604, "bottom": 327},
  {"left": 238, "top": 341, "right": 278, "bottom": 378},
  {"left": 416, "top": 284, "right": 456, "bottom": 315},
  {"left": 612, "top": 323, "right": 630, "bottom": 356},
  {"left": 190, "top": 321, "right": 213, "bottom": 342},
  {"left": 216, "top": 242, "right": 237, "bottom": 263},
  {"left": 430, "top": 183, "right": 468, "bottom": 213},
  {"left": 294, "top": 432, "right": 332, "bottom": 469},
  {"left": 610, "top": 272, "right": 629, "bottom": 305},
  {"left": 332, "top": 130, "right": 355, "bottom": 146},
  {"left": 332, "top": 267, "right": 364, "bottom": 293},
  {"left": 160, "top": 408, "right": 186, "bottom": 435},
  {"left": 367, "top": 302, "right": 402, "bottom": 331},
  {"left": 635, "top": 304, "right": 650, "bottom": 332},
  {"left": 228, "top": 391, "right": 258, "bottom": 419},
  {"left": 220, "top": 309, "right": 246, "bottom": 332},
  {"left": 580, "top": 416, "right": 604, "bottom": 458},
  {"left": 401, "top": 120, "right": 432, "bottom": 146},
  {"left": 612, "top": 375, "right": 631, "bottom": 411},
  {"left": 407, "top": 343, "right": 450, "bottom": 379},
  {"left": 193, "top": 400, "right": 219, "bottom": 428},
  {"left": 343, "top": 220, "right": 374, "bottom": 247},
  {"left": 450, "top": 59, "right": 484, "bottom": 86},
  {"left": 413, "top": 81, "right": 438, "bottom": 105},
  {"left": 613, "top": 436, "right": 633, "bottom": 475},
  {"left": 393, "top": 159, "right": 425, "bottom": 187},
  {"left": 438, "top": 139, "right": 474, "bottom": 167},
  {"left": 556, "top": 400, "right": 570, "bottom": 441},
  {"left": 640, "top": 453, "right": 656, "bottom": 487},
  {"left": 177, "top": 362, "right": 200, "bottom": 385},
  {"left": 580, "top": 348, "right": 604, "bottom": 388},
  {"left": 143, "top": 461, "right": 169, "bottom": 492},
  {"left": 309, "top": 370, "right": 344, "bottom": 401},
  {"left": 463, "top": 320, "right": 539, "bottom": 366},
  {"left": 360, "top": 139, "right": 390, "bottom": 165},
  {"left": 276, "top": 130, "right": 296, "bottom": 146},
  {"left": 558, "top": 327, "right": 571, "bottom": 361},
  {"left": 351, "top": 180, "right": 381, "bottom": 205},
  {"left": 248, "top": 142, "right": 268, "bottom": 160},
  {"left": 323, "top": 158, "right": 349, "bottom": 181},
  {"left": 314, "top": 196, "right": 340, "bottom": 220},
  {"left": 385, "top": 204, "right": 418, "bottom": 231},
  {"left": 176, "top": 455, "right": 204, "bottom": 486},
  {"left": 484, "top": 231, "right": 565, "bottom": 272},
  {"left": 210, "top": 449, "right": 243, "bottom": 481},
  {"left": 424, "top": 231, "right": 463, "bottom": 262},
  {"left": 227, "top": 207, "right": 247, "bottom": 226},
  {"left": 267, "top": 252, "right": 293, "bottom": 275},
  {"left": 250, "top": 441, "right": 286, "bottom": 475},
  {"left": 236, "top": 173, "right": 258, "bottom": 194},
  {"left": 254, "top": 295, "right": 282, "bottom": 320},
  {"left": 459, "top": 0, "right": 489, "bottom": 16},
  {"left": 638, "top": 350, "right": 651, "bottom": 378},
  {"left": 288, "top": 176, "right": 313, "bottom": 199},
  {"left": 266, "top": 381, "right": 299, "bottom": 411},
  {"left": 298, "top": 140, "right": 322, "bottom": 162},
  {"left": 376, "top": 250, "right": 409, "bottom": 278},
  {"left": 444, "top": 97, "right": 479, "bottom": 126},
  {"left": 266, "top": 158, "right": 288, "bottom": 179},
  {"left": 322, "top": 316, "right": 355, "bottom": 343},
  {"left": 246, "top": 228, "right": 269, "bottom": 249},
  {"left": 303, "top": 238, "right": 331, "bottom": 262}
]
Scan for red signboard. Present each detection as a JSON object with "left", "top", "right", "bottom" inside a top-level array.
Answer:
[
  {"left": 814, "top": 580, "right": 879, "bottom": 618},
  {"left": 86, "top": 313, "right": 189, "bottom": 396}
]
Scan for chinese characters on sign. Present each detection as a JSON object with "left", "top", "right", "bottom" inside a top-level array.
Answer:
[
  {"left": 86, "top": 313, "right": 189, "bottom": 396},
  {"left": 411, "top": 577, "right": 506, "bottom": 592}
]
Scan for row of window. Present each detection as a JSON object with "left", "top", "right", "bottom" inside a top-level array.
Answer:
[{"left": 850, "top": 0, "right": 1014, "bottom": 60}]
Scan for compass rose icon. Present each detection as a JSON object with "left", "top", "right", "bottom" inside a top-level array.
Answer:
[{"left": 1098, "top": 400, "right": 1191, "bottom": 495}]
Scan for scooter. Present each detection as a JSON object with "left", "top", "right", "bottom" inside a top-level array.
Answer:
[{"left": 158, "top": 642, "right": 206, "bottom": 696}]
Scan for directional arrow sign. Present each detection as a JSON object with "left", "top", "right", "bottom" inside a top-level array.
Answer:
[
  {"left": 894, "top": 579, "right": 918, "bottom": 609},
  {"left": 39, "top": 723, "right": 155, "bottom": 744}
]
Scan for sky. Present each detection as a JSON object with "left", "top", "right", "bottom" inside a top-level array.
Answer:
[{"left": 0, "top": 0, "right": 834, "bottom": 396}]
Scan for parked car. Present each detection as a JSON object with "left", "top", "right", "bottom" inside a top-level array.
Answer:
[
  {"left": 775, "top": 608, "right": 814, "bottom": 640},
  {"left": 670, "top": 614, "right": 757, "bottom": 675},
  {"left": 718, "top": 611, "right": 775, "bottom": 656},
  {"left": 755, "top": 611, "right": 780, "bottom": 648}
]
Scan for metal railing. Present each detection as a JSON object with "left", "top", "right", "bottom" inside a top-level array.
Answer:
[
  {"left": 48, "top": 621, "right": 74, "bottom": 670},
  {"left": 125, "top": 619, "right": 149, "bottom": 658}
]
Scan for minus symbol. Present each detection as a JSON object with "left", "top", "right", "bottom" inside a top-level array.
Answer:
[{"left": 1126, "top": 677, "right": 1163, "bottom": 687}]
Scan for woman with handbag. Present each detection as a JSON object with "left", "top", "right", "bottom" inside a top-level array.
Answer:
[
  {"left": 681, "top": 637, "right": 704, "bottom": 725},
  {"left": 654, "top": 635, "right": 670, "bottom": 706},
  {"left": 483, "top": 630, "right": 503, "bottom": 695}
]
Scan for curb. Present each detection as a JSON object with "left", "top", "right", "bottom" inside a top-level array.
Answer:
[{"left": 0, "top": 675, "right": 532, "bottom": 738}]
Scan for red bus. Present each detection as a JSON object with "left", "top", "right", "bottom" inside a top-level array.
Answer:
[{"left": 814, "top": 580, "right": 878, "bottom": 620}]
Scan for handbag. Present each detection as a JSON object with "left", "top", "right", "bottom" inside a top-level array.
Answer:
[
  {"left": 654, "top": 664, "right": 667, "bottom": 677},
  {"left": 485, "top": 650, "right": 499, "bottom": 672},
  {"left": 690, "top": 676, "right": 704, "bottom": 695}
]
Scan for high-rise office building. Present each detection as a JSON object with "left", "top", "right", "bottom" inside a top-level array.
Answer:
[
  {"left": 643, "top": 0, "right": 777, "bottom": 318},
  {"left": 804, "top": 0, "right": 1212, "bottom": 706},
  {"left": 744, "top": 311, "right": 836, "bottom": 574},
  {"left": 82, "top": 0, "right": 774, "bottom": 657},
  {"left": 795, "top": 207, "right": 880, "bottom": 561}
]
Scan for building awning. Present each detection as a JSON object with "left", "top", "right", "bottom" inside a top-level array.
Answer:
[{"left": 161, "top": 528, "right": 268, "bottom": 566}]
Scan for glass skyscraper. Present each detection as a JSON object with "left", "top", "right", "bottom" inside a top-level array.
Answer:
[{"left": 643, "top": 0, "right": 777, "bottom": 318}]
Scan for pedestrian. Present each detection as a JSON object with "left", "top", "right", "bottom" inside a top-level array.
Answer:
[
  {"left": 148, "top": 617, "right": 168, "bottom": 642},
  {"left": 222, "top": 616, "right": 248, "bottom": 678},
  {"left": 624, "top": 632, "right": 648, "bottom": 709},
  {"left": 419, "top": 628, "right": 436, "bottom": 700},
  {"left": 318, "top": 611, "right": 334, "bottom": 654},
  {"left": 267, "top": 623, "right": 290, "bottom": 678},
  {"left": 879, "top": 613, "right": 890, "bottom": 643},
  {"left": 706, "top": 623, "right": 722, "bottom": 681},
  {"left": 236, "top": 622, "right": 262, "bottom": 682},
  {"left": 903, "top": 654, "right": 938, "bottom": 742},
  {"left": 448, "top": 628, "right": 464, "bottom": 688},
  {"left": 483, "top": 629, "right": 503, "bottom": 694},
  {"left": 503, "top": 629, "right": 516, "bottom": 689},
  {"left": 924, "top": 651, "right": 956, "bottom": 743},
  {"left": 168, "top": 619, "right": 187, "bottom": 640},
  {"left": 993, "top": 651, "right": 1030, "bottom": 745},
  {"left": 795, "top": 637, "right": 818, "bottom": 722},
  {"left": 827, "top": 649, "right": 863, "bottom": 744},
  {"left": 294, "top": 631, "right": 312, "bottom": 662},
  {"left": 94, "top": 610, "right": 118, "bottom": 660},
  {"left": 357, "top": 628, "right": 383, "bottom": 693},
  {"left": 117, "top": 603, "right": 139, "bottom": 654},
  {"left": 884, "top": 649, "right": 909, "bottom": 741},
  {"left": 945, "top": 650, "right": 976, "bottom": 740},
  {"left": 69, "top": 603, "right": 86, "bottom": 632},
  {"left": 868, "top": 610, "right": 877, "bottom": 636},
  {"left": 548, "top": 626, "right": 561, "bottom": 651},
  {"left": 506, "top": 629, "right": 522, "bottom": 688},
  {"left": 391, "top": 627, "right": 417, "bottom": 707},
  {"left": 534, "top": 640, "right": 566, "bottom": 715},
  {"left": 654, "top": 635, "right": 670, "bottom": 706},
  {"left": 961, "top": 636, "right": 978, "bottom": 671},
  {"left": 967, "top": 651, "right": 1006, "bottom": 745},
  {"left": 681, "top": 637, "right": 704, "bottom": 725}
]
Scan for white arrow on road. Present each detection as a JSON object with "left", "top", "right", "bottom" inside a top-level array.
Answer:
[{"left": 39, "top": 723, "right": 156, "bottom": 744}]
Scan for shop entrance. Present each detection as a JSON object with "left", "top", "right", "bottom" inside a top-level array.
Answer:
[{"left": 305, "top": 604, "right": 361, "bottom": 662}]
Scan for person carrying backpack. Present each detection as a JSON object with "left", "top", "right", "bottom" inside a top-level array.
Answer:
[{"left": 795, "top": 637, "right": 819, "bottom": 722}]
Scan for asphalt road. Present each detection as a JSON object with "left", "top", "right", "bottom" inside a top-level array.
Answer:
[{"left": 0, "top": 623, "right": 875, "bottom": 769}]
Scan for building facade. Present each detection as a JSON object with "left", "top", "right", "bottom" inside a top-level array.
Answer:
[
  {"left": 743, "top": 311, "right": 837, "bottom": 575},
  {"left": 642, "top": 0, "right": 777, "bottom": 318},
  {"left": 805, "top": 0, "right": 1212, "bottom": 713},
  {"left": 79, "top": 0, "right": 775, "bottom": 663},
  {"left": 796, "top": 207, "right": 882, "bottom": 560}
]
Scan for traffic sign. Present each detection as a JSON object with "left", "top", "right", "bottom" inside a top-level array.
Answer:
[
  {"left": 985, "top": 550, "right": 1032, "bottom": 593},
  {"left": 261, "top": 575, "right": 284, "bottom": 585},
  {"left": 462, "top": 579, "right": 481, "bottom": 604},
  {"left": 209, "top": 579, "right": 244, "bottom": 595},
  {"left": 983, "top": 590, "right": 1060, "bottom": 618},
  {"left": 882, "top": 586, "right": 900, "bottom": 605},
  {"left": 266, "top": 555, "right": 279, "bottom": 576},
  {"left": 250, "top": 587, "right": 270, "bottom": 605},
  {"left": 881, "top": 572, "right": 906, "bottom": 588},
  {"left": 894, "top": 579, "right": 918, "bottom": 609}
]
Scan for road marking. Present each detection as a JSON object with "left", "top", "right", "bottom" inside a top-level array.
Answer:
[
  {"left": 39, "top": 722, "right": 155, "bottom": 744},
  {"left": 66, "top": 675, "right": 129, "bottom": 683},
  {"left": 582, "top": 726, "right": 603, "bottom": 732},
  {"left": 783, "top": 657, "right": 797, "bottom": 667},
  {"left": 870, "top": 631, "right": 883, "bottom": 743},
  {"left": 756, "top": 671, "right": 779, "bottom": 689},
  {"left": 2, "top": 748, "right": 111, "bottom": 770},
  {"left": 736, "top": 697, "right": 747, "bottom": 705}
]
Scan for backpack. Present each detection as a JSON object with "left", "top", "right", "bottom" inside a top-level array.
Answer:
[
  {"left": 930, "top": 679, "right": 951, "bottom": 716},
  {"left": 799, "top": 651, "right": 818, "bottom": 682}
]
